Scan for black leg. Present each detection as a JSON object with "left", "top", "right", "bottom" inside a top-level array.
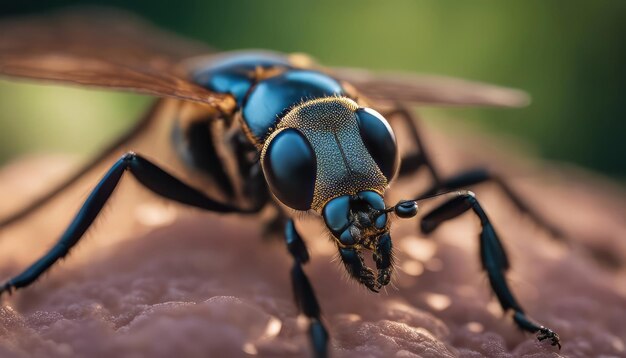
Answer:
[
  {"left": 285, "top": 220, "right": 329, "bottom": 358},
  {"left": 417, "top": 168, "right": 563, "bottom": 238},
  {"left": 421, "top": 191, "right": 561, "bottom": 349},
  {"left": 0, "top": 151, "right": 248, "bottom": 294},
  {"left": 384, "top": 105, "right": 442, "bottom": 185},
  {"left": 385, "top": 104, "right": 562, "bottom": 239}
]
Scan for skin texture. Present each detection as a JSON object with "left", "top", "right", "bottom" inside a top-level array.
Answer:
[{"left": 0, "top": 120, "right": 624, "bottom": 358}]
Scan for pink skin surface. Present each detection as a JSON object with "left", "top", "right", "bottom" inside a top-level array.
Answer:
[{"left": 0, "top": 119, "right": 624, "bottom": 358}]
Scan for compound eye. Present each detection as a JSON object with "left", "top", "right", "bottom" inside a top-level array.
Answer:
[
  {"left": 262, "top": 129, "right": 317, "bottom": 210},
  {"left": 356, "top": 108, "right": 399, "bottom": 181}
]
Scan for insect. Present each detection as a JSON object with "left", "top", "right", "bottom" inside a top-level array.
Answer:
[{"left": 0, "top": 8, "right": 562, "bottom": 356}]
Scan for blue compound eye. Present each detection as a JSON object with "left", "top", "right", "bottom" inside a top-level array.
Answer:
[
  {"left": 355, "top": 108, "right": 399, "bottom": 181},
  {"left": 262, "top": 129, "right": 317, "bottom": 210}
]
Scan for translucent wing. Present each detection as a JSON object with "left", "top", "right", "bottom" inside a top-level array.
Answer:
[
  {"left": 334, "top": 67, "right": 530, "bottom": 108},
  {"left": 0, "top": 7, "right": 232, "bottom": 109}
]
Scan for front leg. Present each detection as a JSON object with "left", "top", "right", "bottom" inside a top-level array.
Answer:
[
  {"left": 1, "top": 152, "right": 249, "bottom": 294},
  {"left": 285, "top": 220, "right": 329, "bottom": 358}
]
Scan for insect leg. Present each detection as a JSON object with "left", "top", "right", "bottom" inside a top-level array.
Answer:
[
  {"left": 388, "top": 106, "right": 562, "bottom": 239},
  {"left": 284, "top": 220, "right": 329, "bottom": 358},
  {"left": 417, "top": 168, "right": 563, "bottom": 239},
  {"left": 0, "top": 100, "right": 163, "bottom": 230},
  {"left": 420, "top": 192, "right": 561, "bottom": 349},
  {"left": 0, "top": 151, "right": 248, "bottom": 294},
  {"left": 389, "top": 107, "right": 561, "bottom": 238},
  {"left": 384, "top": 104, "right": 442, "bottom": 185}
]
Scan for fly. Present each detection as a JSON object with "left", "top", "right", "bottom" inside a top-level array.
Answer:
[{"left": 0, "top": 7, "right": 562, "bottom": 357}]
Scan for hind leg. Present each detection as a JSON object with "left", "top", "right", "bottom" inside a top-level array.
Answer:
[
  {"left": 387, "top": 104, "right": 563, "bottom": 239},
  {"left": 416, "top": 168, "right": 563, "bottom": 238}
]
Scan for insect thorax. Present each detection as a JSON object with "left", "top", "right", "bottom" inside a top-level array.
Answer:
[{"left": 262, "top": 97, "right": 388, "bottom": 211}]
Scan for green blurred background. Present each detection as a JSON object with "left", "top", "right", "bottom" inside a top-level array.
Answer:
[{"left": 1, "top": 0, "right": 625, "bottom": 181}]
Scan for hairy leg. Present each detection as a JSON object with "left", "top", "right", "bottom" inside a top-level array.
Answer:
[
  {"left": 387, "top": 104, "right": 562, "bottom": 239},
  {"left": 1, "top": 152, "right": 250, "bottom": 294},
  {"left": 417, "top": 168, "right": 563, "bottom": 238}
]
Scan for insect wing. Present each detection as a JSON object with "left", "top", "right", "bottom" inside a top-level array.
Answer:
[
  {"left": 334, "top": 67, "right": 530, "bottom": 108},
  {"left": 0, "top": 7, "right": 231, "bottom": 108}
]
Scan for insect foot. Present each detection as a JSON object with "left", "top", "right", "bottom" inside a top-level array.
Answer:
[
  {"left": 537, "top": 326, "right": 561, "bottom": 350},
  {"left": 0, "top": 281, "right": 13, "bottom": 298}
]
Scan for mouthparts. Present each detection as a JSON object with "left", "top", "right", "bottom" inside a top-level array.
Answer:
[{"left": 322, "top": 191, "right": 392, "bottom": 291}]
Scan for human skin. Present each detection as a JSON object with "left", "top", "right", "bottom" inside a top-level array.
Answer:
[{"left": 0, "top": 122, "right": 624, "bottom": 358}]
